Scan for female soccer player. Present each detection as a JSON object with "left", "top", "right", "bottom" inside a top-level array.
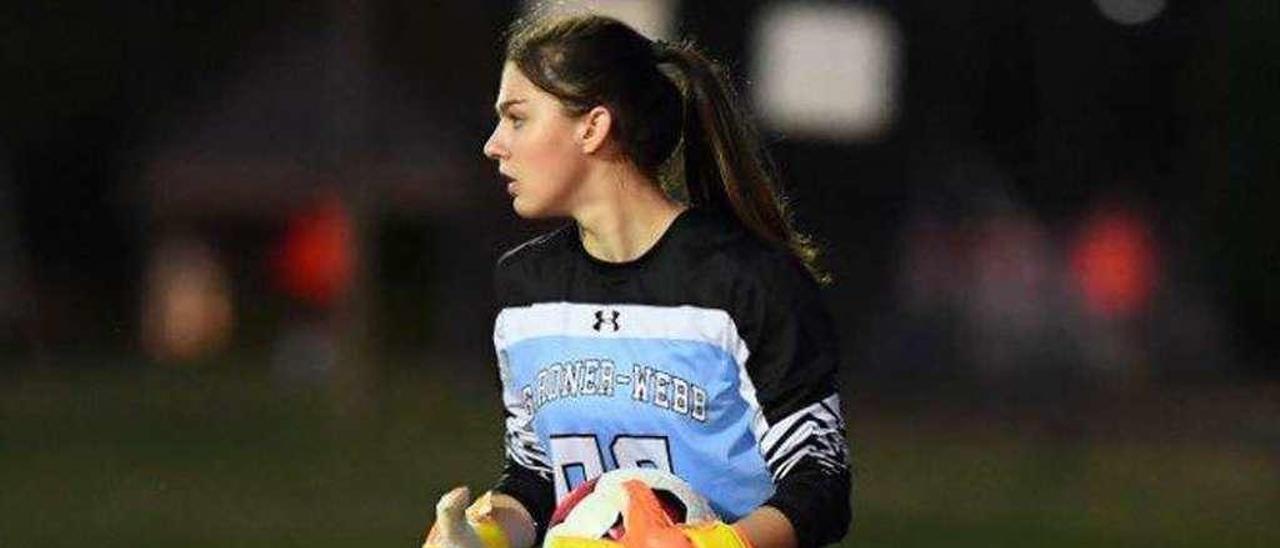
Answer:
[{"left": 425, "top": 13, "right": 851, "bottom": 548}]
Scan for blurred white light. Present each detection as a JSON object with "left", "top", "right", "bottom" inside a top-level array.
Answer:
[
  {"left": 752, "top": 3, "right": 900, "bottom": 142},
  {"left": 1094, "top": 0, "right": 1166, "bottom": 26},
  {"left": 523, "top": 0, "right": 677, "bottom": 41}
]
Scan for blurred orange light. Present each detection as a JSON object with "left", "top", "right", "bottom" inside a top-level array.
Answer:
[
  {"left": 273, "top": 195, "right": 354, "bottom": 309},
  {"left": 142, "top": 237, "right": 234, "bottom": 363},
  {"left": 1070, "top": 208, "right": 1156, "bottom": 317}
]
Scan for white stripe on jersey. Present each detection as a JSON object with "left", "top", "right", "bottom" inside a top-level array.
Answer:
[
  {"left": 760, "top": 393, "right": 848, "bottom": 479},
  {"left": 495, "top": 302, "right": 751, "bottom": 366}
]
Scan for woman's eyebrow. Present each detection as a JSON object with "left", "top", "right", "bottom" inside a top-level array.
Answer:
[{"left": 494, "top": 99, "right": 527, "bottom": 116}]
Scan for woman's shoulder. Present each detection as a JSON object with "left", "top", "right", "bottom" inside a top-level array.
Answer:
[
  {"left": 678, "top": 212, "right": 829, "bottom": 349},
  {"left": 679, "top": 209, "right": 814, "bottom": 289}
]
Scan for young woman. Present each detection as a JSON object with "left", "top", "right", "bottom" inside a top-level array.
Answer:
[{"left": 425, "top": 13, "right": 851, "bottom": 548}]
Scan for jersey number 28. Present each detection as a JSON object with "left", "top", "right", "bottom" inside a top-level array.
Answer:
[{"left": 549, "top": 434, "right": 672, "bottom": 498}]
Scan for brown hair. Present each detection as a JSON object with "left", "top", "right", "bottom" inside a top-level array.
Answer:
[{"left": 505, "top": 13, "right": 828, "bottom": 283}]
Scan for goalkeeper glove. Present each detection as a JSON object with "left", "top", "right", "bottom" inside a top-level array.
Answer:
[
  {"left": 547, "top": 480, "right": 752, "bottom": 548},
  {"left": 423, "top": 487, "right": 511, "bottom": 548}
]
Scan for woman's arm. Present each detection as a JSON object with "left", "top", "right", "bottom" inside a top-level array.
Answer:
[
  {"left": 733, "top": 255, "right": 854, "bottom": 547},
  {"left": 733, "top": 505, "right": 798, "bottom": 548}
]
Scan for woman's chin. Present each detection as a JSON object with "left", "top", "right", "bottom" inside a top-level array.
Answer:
[{"left": 511, "top": 196, "right": 548, "bottom": 219}]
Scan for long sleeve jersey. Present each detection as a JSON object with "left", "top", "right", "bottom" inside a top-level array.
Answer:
[{"left": 490, "top": 207, "right": 851, "bottom": 547}]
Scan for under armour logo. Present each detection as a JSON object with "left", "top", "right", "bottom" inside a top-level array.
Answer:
[{"left": 593, "top": 309, "right": 621, "bottom": 332}]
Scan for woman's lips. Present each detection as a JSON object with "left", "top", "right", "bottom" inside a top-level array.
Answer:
[{"left": 500, "top": 170, "right": 516, "bottom": 195}]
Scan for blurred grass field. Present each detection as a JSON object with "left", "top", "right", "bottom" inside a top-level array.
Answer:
[{"left": 2, "top": 364, "right": 1276, "bottom": 547}]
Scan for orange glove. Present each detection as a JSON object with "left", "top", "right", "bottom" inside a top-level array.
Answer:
[{"left": 547, "top": 481, "right": 753, "bottom": 548}]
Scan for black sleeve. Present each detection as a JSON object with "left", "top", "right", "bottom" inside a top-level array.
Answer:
[
  {"left": 738, "top": 254, "right": 853, "bottom": 547},
  {"left": 490, "top": 253, "right": 556, "bottom": 542},
  {"left": 492, "top": 451, "right": 556, "bottom": 543}
]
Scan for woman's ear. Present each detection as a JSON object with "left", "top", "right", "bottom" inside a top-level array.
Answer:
[{"left": 579, "top": 105, "right": 612, "bottom": 155}]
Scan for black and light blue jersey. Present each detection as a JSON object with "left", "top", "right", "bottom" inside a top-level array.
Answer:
[{"left": 490, "top": 208, "right": 851, "bottom": 547}]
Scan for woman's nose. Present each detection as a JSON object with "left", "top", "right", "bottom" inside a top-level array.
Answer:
[{"left": 483, "top": 126, "right": 505, "bottom": 160}]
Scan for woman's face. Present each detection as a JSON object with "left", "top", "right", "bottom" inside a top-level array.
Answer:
[{"left": 483, "top": 62, "right": 589, "bottom": 219}]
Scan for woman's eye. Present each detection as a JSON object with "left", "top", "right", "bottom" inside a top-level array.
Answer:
[{"left": 510, "top": 117, "right": 525, "bottom": 128}]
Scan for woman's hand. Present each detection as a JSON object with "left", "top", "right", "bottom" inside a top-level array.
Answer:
[
  {"left": 423, "top": 487, "right": 488, "bottom": 548},
  {"left": 422, "top": 487, "right": 537, "bottom": 548}
]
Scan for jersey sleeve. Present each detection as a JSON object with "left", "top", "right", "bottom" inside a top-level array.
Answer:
[
  {"left": 738, "top": 254, "right": 852, "bottom": 547},
  {"left": 489, "top": 255, "right": 556, "bottom": 541}
]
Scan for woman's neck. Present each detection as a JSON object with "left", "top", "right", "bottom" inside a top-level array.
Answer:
[{"left": 573, "top": 163, "right": 686, "bottom": 263}]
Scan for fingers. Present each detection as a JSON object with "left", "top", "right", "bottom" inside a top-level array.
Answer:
[
  {"left": 437, "top": 486, "right": 473, "bottom": 520},
  {"left": 424, "top": 486, "right": 473, "bottom": 548},
  {"left": 620, "top": 481, "right": 691, "bottom": 548}
]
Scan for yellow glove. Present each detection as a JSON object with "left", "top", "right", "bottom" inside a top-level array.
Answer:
[
  {"left": 547, "top": 480, "right": 752, "bottom": 548},
  {"left": 423, "top": 487, "right": 511, "bottom": 548}
]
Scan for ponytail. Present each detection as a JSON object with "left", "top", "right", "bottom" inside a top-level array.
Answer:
[{"left": 654, "top": 41, "right": 829, "bottom": 284}]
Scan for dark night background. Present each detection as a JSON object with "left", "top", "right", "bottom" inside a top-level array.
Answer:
[{"left": 0, "top": 2, "right": 1274, "bottom": 547}]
